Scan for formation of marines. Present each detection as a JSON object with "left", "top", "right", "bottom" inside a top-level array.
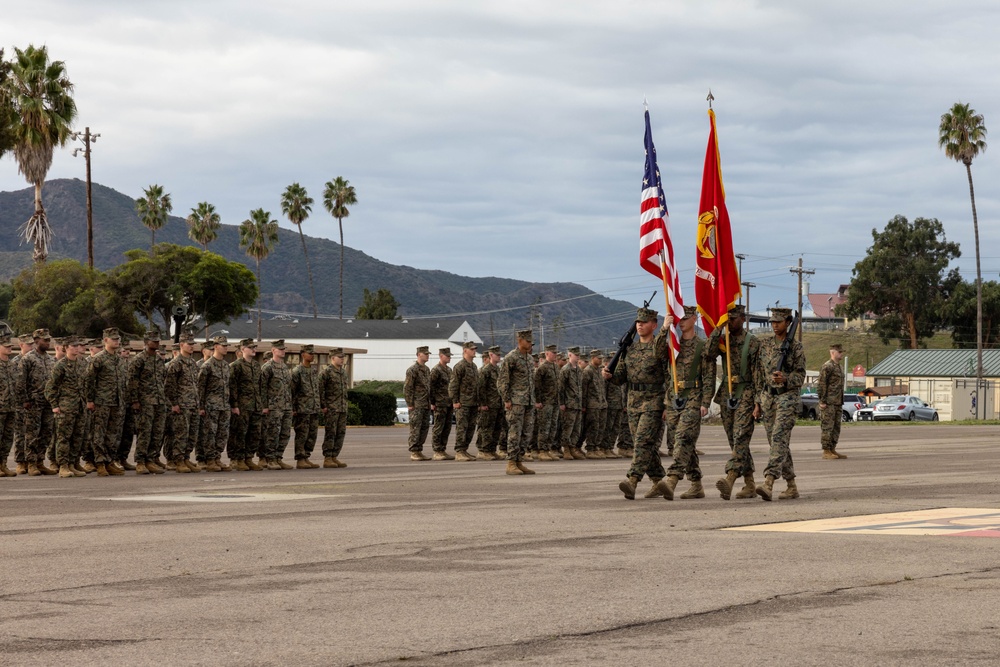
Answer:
[{"left": 0, "top": 329, "right": 351, "bottom": 478}]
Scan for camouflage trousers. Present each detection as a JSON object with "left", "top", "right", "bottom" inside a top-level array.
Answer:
[
  {"left": 118, "top": 406, "right": 135, "bottom": 464},
  {"left": 228, "top": 409, "right": 261, "bottom": 462},
  {"left": 90, "top": 404, "right": 124, "bottom": 465},
  {"left": 603, "top": 406, "right": 623, "bottom": 451},
  {"left": 559, "top": 408, "right": 582, "bottom": 451},
  {"left": 322, "top": 411, "right": 347, "bottom": 458},
  {"left": 760, "top": 392, "right": 798, "bottom": 481},
  {"left": 626, "top": 409, "right": 667, "bottom": 482},
  {"left": 529, "top": 404, "right": 539, "bottom": 450},
  {"left": 133, "top": 404, "right": 167, "bottom": 464},
  {"left": 53, "top": 408, "right": 87, "bottom": 465},
  {"left": 719, "top": 391, "right": 756, "bottom": 476},
  {"left": 432, "top": 405, "right": 453, "bottom": 452},
  {"left": 535, "top": 404, "right": 559, "bottom": 451},
  {"left": 23, "top": 404, "right": 55, "bottom": 464},
  {"left": 293, "top": 412, "right": 320, "bottom": 460},
  {"left": 617, "top": 411, "right": 633, "bottom": 448},
  {"left": 454, "top": 405, "right": 479, "bottom": 452},
  {"left": 168, "top": 407, "right": 200, "bottom": 461},
  {"left": 664, "top": 403, "right": 702, "bottom": 481},
  {"left": 498, "top": 413, "right": 508, "bottom": 452},
  {"left": 476, "top": 406, "right": 503, "bottom": 454},
  {"left": 408, "top": 407, "right": 431, "bottom": 452},
  {"left": 582, "top": 408, "right": 607, "bottom": 452},
  {"left": 263, "top": 409, "right": 292, "bottom": 461},
  {"left": 12, "top": 408, "right": 25, "bottom": 463},
  {"left": 201, "top": 409, "right": 231, "bottom": 463},
  {"left": 0, "top": 411, "right": 13, "bottom": 461},
  {"left": 820, "top": 404, "right": 842, "bottom": 450},
  {"left": 504, "top": 404, "right": 535, "bottom": 462}
]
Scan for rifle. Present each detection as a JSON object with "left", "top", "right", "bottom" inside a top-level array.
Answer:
[
  {"left": 774, "top": 310, "right": 799, "bottom": 378},
  {"left": 606, "top": 292, "right": 656, "bottom": 376}
]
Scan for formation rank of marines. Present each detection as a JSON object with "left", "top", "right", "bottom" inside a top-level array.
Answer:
[{"left": 0, "top": 329, "right": 352, "bottom": 478}]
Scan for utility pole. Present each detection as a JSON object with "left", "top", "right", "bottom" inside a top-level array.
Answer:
[
  {"left": 789, "top": 257, "right": 814, "bottom": 343},
  {"left": 71, "top": 127, "right": 100, "bottom": 269},
  {"left": 735, "top": 253, "right": 746, "bottom": 305},
  {"left": 741, "top": 281, "right": 755, "bottom": 330}
]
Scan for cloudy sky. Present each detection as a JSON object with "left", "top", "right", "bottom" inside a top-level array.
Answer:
[{"left": 4, "top": 0, "right": 998, "bottom": 317}]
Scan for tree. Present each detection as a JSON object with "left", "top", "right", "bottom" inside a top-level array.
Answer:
[
  {"left": 939, "top": 102, "right": 988, "bottom": 406},
  {"left": 239, "top": 209, "right": 280, "bottom": 340},
  {"left": 323, "top": 176, "right": 358, "bottom": 319},
  {"left": 8, "top": 259, "right": 138, "bottom": 336},
  {"left": 186, "top": 201, "right": 220, "bottom": 250},
  {"left": 4, "top": 45, "right": 78, "bottom": 263},
  {"left": 838, "top": 215, "right": 960, "bottom": 348},
  {"left": 355, "top": 288, "right": 401, "bottom": 319},
  {"left": 941, "top": 278, "right": 1000, "bottom": 349},
  {"left": 136, "top": 184, "right": 173, "bottom": 249},
  {"left": 280, "top": 183, "right": 318, "bottom": 319},
  {"left": 0, "top": 48, "right": 16, "bottom": 161}
]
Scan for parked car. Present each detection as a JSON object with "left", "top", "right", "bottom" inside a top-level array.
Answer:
[
  {"left": 854, "top": 400, "right": 881, "bottom": 421},
  {"left": 800, "top": 393, "right": 866, "bottom": 422},
  {"left": 395, "top": 398, "right": 409, "bottom": 424},
  {"left": 870, "top": 395, "right": 939, "bottom": 421}
]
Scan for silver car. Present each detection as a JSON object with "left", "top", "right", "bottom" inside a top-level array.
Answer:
[
  {"left": 395, "top": 398, "right": 409, "bottom": 424},
  {"left": 871, "top": 395, "right": 938, "bottom": 421}
]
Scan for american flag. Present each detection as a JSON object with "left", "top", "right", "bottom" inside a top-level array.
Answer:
[{"left": 640, "top": 108, "right": 683, "bottom": 357}]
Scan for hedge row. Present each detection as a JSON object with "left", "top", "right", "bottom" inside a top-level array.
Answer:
[{"left": 346, "top": 388, "right": 396, "bottom": 426}]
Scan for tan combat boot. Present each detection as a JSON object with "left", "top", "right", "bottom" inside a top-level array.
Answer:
[
  {"left": 716, "top": 470, "right": 739, "bottom": 500},
  {"left": 120, "top": 459, "right": 137, "bottom": 471},
  {"left": 643, "top": 477, "right": 665, "bottom": 499},
  {"left": 146, "top": 461, "right": 165, "bottom": 474},
  {"left": 822, "top": 449, "right": 839, "bottom": 460},
  {"left": 246, "top": 458, "right": 264, "bottom": 471},
  {"left": 95, "top": 463, "right": 110, "bottom": 477},
  {"left": 38, "top": 462, "right": 58, "bottom": 475},
  {"left": 296, "top": 459, "right": 312, "bottom": 469},
  {"left": 523, "top": 451, "right": 536, "bottom": 461},
  {"left": 660, "top": 475, "right": 679, "bottom": 501},
  {"left": 323, "top": 456, "right": 337, "bottom": 468},
  {"left": 515, "top": 461, "right": 535, "bottom": 474},
  {"left": 107, "top": 462, "right": 125, "bottom": 476},
  {"left": 203, "top": 460, "right": 221, "bottom": 472},
  {"left": 331, "top": 458, "right": 347, "bottom": 468},
  {"left": 186, "top": 459, "right": 201, "bottom": 472},
  {"left": 778, "top": 479, "right": 800, "bottom": 500},
  {"left": 135, "top": 462, "right": 150, "bottom": 475},
  {"left": 680, "top": 481, "right": 705, "bottom": 499},
  {"left": 27, "top": 462, "right": 42, "bottom": 477},
  {"left": 410, "top": 451, "right": 430, "bottom": 461},
  {"left": 584, "top": 449, "right": 602, "bottom": 460},
  {"left": 164, "top": 459, "right": 176, "bottom": 471},
  {"left": 266, "top": 459, "right": 282, "bottom": 470},
  {"left": 72, "top": 460, "right": 88, "bottom": 475},
  {"left": 431, "top": 451, "right": 453, "bottom": 461},
  {"left": 572, "top": 447, "right": 587, "bottom": 460},
  {"left": 217, "top": 458, "right": 232, "bottom": 471},
  {"left": 175, "top": 459, "right": 192, "bottom": 473},
  {"left": 757, "top": 475, "right": 775, "bottom": 501},
  {"left": 455, "top": 450, "right": 476, "bottom": 462},
  {"left": 619, "top": 476, "right": 639, "bottom": 499},
  {"left": 232, "top": 459, "right": 250, "bottom": 472},
  {"left": 734, "top": 474, "right": 757, "bottom": 499},
  {"left": 477, "top": 451, "right": 496, "bottom": 461},
  {"left": 58, "top": 464, "right": 74, "bottom": 478},
  {"left": 0, "top": 461, "right": 15, "bottom": 477},
  {"left": 277, "top": 459, "right": 293, "bottom": 470},
  {"left": 536, "top": 450, "right": 554, "bottom": 462},
  {"left": 506, "top": 460, "right": 524, "bottom": 476},
  {"left": 833, "top": 449, "right": 848, "bottom": 459}
]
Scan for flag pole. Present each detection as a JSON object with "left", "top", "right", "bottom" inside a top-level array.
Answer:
[{"left": 659, "top": 255, "right": 680, "bottom": 398}]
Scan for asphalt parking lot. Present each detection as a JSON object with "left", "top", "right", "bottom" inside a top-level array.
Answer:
[{"left": 2, "top": 422, "right": 998, "bottom": 666}]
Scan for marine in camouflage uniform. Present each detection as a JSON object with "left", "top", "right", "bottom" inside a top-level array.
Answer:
[
  {"left": 607, "top": 307, "right": 671, "bottom": 500},
  {"left": 755, "top": 307, "right": 805, "bottom": 501},
  {"left": 319, "top": 347, "right": 349, "bottom": 467},
  {"left": 581, "top": 349, "right": 608, "bottom": 457},
  {"left": 429, "top": 348, "right": 454, "bottom": 458},
  {"left": 706, "top": 305, "right": 763, "bottom": 500},
  {"left": 818, "top": 343, "right": 847, "bottom": 459},
  {"left": 165, "top": 333, "right": 202, "bottom": 472},
  {"left": 290, "top": 344, "right": 321, "bottom": 467},
  {"left": 0, "top": 337, "right": 21, "bottom": 476},
  {"left": 497, "top": 329, "right": 539, "bottom": 475},
  {"left": 658, "top": 306, "right": 713, "bottom": 500},
  {"left": 10, "top": 334, "right": 34, "bottom": 474},
  {"left": 198, "top": 334, "right": 232, "bottom": 472},
  {"left": 404, "top": 346, "right": 432, "bottom": 460},
  {"left": 475, "top": 346, "right": 504, "bottom": 459},
  {"left": 448, "top": 341, "right": 481, "bottom": 461},
  {"left": 129, "top": 331, "right": 168, "bottom": 474},
  {"left": 228, "top": 338, "right": 263, "bottom": 471},
  {"left": 260, "top": 340, "right": 293, "bottom": 469},
  {"left": 85, "top": 328, "right": 128, "bottom": 476},
  {"left": 533, "top": 344, "right": 561, "bottom": 460},
  {"left": 19, "top": 329, "right": 57, "bottom": 475},
  {"left": 44, "top": 337, "right": 88, "bottom": 477},
  {"left": 558, "top": 347, "right": 584, "bottom": 459}
]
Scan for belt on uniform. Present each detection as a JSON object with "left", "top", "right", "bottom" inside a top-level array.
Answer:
[
  {"left": 767, "top": 386, "right": 792, "bottom": 396},
  {"left": 676, "top": 380, "right": 701, "bottom": 390},
  {"left": 628, "top": 382, "right": 662, "bottom": 392}
]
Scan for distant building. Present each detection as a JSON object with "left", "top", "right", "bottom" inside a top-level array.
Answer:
[{"left": 223, "top": 317, "right": 483, "bottom": 381}]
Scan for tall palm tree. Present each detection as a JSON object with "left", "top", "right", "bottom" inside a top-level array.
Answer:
[
  {"left": 939, "top": 102, "right": 988, "bottom": 414},
  {"left": 4, "top": 45, "right": 77, "bottom": 263},
  {"left": 239, "top": 208, "right": 280, "bottom": 341},
  {"left": 135, "top": 184, "right": 173, "bottom": 250},
  {"left": 280, "top": 183, "right": 317, "bottom": 318},
  {"left": 187, "top": 201, "right": 221, "bottom": 250},
  {"left": 323, "top": 176, "right": 358, "bottom": 319}
]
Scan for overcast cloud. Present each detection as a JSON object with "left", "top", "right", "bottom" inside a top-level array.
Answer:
[{"left": 3, "top": 0, "right": 999, "bottom": 315}]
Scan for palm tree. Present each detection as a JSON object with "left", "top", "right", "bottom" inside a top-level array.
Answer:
[
  {"left": 239, "top": 208, "right": 280, "bottom": 341},
  {"left": 187, "top": 201, "right": 221, "bottom": 250},
  {"left": 939, "top": 103, "right": 988, "bottom": 415},
  {"left": 4, "top": 45, "right": 78, "bottom": 263},
  {"left": 135, "top": 184, "right": 173, "bottom": 250},
  {"left": 280, "top": 183, "right": 317, "bottom": 318},
  {"left": 322, "top": 176, "right": 358, "bottom": 319}
]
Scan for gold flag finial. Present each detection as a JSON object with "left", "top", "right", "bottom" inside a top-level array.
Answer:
[{"left": 707, "top": 89, "right": 714, "bottom": 109}]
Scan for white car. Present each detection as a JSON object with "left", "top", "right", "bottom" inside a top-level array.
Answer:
[{"left": 395, "top": 398, "right": 409, "bottom": 424}]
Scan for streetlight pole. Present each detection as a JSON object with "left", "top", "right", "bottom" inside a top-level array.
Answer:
[
  {"left": 741, "top": 281, "right": 755, "bottom": 330},
  {"left": 735, "top": 253, "right": 746, "bottom": 305},
  {"left": 71, "top": 127, "right": 100, "bottom": 269}
]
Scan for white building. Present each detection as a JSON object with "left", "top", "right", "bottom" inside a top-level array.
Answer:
[{"left": 223, "top": 317, "right": 483, "bottom": 381}]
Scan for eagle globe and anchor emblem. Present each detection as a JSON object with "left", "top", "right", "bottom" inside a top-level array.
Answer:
[{"left": 697, "top": 206, "right": 719, "bottom": 259}]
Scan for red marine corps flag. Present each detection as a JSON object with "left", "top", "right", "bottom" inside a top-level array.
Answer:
[{"left": 694, "top": 105, "right": 741, "bottom": 336}]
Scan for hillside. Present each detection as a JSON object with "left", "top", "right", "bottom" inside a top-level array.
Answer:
[{"left": 0, "top": 179, "right": 637, "bottom": 346}]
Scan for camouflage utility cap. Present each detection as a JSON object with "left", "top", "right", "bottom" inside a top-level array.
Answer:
[
  {"left": 33, "top": 328, "right": 51, "bottom": 340},
  {"left": 271, "top": 339, "right": 286, "bottom": 350},
  {"left": 143, "top": 330, "right": 161, "bottom": 342},
  {"left": 179, "top": 333, "right": 196, "bottom": 344},
  {"left": 635, "top": 307, "right": 657, "bottom": 323},
  {"left": 516, "top": 329, "right": 533, "bottom": 342},
  {"left": 331, "top": 347, "right": 346, "bottom": 357},
  {"left": 17, "top": 334, "right": 34, "bottom": 344},
  {"left": 728, "top": 304, "right": 746, "bottom": 318},
  {"left": 589, "top": 349, "right": 602, "bottom": 358},
  {"left": 462, "top": 341, "right": 477, "bottom": 350},
  {"left": 830, "top": 343, "right": 844, "bottom": 352},
  {"left": 770, "top": 307, "right": 793, "bottom": 322},
  {"left": 416, "top": 345, "right": 430, "bottom": 355},
  {"left": 544, "top": 344, "right": 557, "bottom": 352},
  {"left": 0, "top": 336, "right": 11, "bottom": 346},
  {"left": 102, "top": 327, "right": 121, "bottom": 340},
  {"left": 682, "top": 305, "right": 698, "bottom": 318},
  {"left": 239, "top": 338, "right": 256, "bottom": 348},
  {"left": 488, "top": 345, "right": 502, "bottom": 355},
  {"left": 567, "top": 346, "right": 581, "bottom": 355},
  {"left": 210, "top": 334, "right": 228, "bottom": 346},
  {"left": 439, "top": 347, "right": 452, "bottom": 356},
  {"left": 300, "top": 344, "right": 315, "bottom": 354}
]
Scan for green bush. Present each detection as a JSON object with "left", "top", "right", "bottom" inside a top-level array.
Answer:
[
  {"left": 347, "top": 388, "right": 395, "bottom": 426},
  {"left": 347, "top": 401, "right": 362, "bottom": 426}
]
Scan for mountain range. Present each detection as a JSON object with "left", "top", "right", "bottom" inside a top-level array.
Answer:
[{"left": 0, "top": 178, "right": 637, "bottom": 346}]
